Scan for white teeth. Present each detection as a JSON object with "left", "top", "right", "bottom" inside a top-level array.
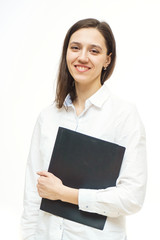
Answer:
[{"left": 76, "top": 66, "right": 88, "bottom": 71}]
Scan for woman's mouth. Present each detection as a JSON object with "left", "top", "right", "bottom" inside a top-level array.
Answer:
[{"left": 75, "top": 65, "right": 91, "bottom": 72}]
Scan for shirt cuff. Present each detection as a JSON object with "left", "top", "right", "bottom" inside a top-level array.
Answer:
[
  {"left": 78, "top": 188, "right": 120, "bottom": 217},
  {"left": 78, "top": 188, "right": 98, "bottom": 213}
]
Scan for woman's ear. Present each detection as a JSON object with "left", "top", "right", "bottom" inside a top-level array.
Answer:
[{"left": 104, "top": 53, "right": 112, "bottom": 68}]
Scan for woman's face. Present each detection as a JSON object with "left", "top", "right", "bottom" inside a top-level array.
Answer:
[{"left": 66, "top": 28, "right": 110, "bottom": 88}]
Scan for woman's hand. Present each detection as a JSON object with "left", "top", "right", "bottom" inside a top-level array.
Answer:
[
  {"left": 37, "top": 171, "right": 79, "bottom": 205},
  {"left": 37, "top": 171, "right": 64, "bottom": 201}
]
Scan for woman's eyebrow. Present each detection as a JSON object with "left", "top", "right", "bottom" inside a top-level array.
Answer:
[
  {"left": 70, "top": 42, "right": 103, "bottom": 50},
  {"left": 70, "top": 41, "right": 81, "bottom": 46}
]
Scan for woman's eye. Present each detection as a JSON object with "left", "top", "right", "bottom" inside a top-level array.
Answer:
[
  {"left": 71, "top": 46, "right": 79, "bottom": 51},
  {"left": 90, "top": 49, "right": 99, "bottom": 54}
]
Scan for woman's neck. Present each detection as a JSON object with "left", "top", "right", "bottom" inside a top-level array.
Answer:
[{"left": 73, "top": 81, "right": 102, "bottom": 116}]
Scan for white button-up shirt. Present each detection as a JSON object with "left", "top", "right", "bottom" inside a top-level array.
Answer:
[{"left": 21, "top": 84, "right": 147, "bottom": 240}]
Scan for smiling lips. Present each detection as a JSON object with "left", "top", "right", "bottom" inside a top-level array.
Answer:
[{"left": 75, "top": 65, "right": 91, "bottom": 72}]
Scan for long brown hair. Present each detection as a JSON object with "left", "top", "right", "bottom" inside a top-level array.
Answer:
[{"left": 55, "top": 18, "right": 116, "bottom": 108}]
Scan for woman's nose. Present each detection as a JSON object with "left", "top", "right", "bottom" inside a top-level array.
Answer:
[{"left": 78, "top": 50, "right": 89, "bottom": 63}]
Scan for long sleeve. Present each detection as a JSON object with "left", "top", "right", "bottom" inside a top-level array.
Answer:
[
  {"left": 78, "top": 106, "right": 147, "bottom": 218},
  {"left": 21, "top": 115, "right": 43, "bottom": 240}
]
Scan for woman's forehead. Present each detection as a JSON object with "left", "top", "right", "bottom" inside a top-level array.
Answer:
[{"left": 69, "top": 28, "right": 106, "bottom": 48}]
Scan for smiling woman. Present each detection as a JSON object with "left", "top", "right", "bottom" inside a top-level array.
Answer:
[
  {"left": 21, "top": 18, "right": 147, "bottom": 240},
  {"left": 56, "top": 18, "right": 116, "bottom": 109}
]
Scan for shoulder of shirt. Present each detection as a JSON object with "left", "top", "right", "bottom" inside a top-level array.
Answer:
[
  {"left": 35, "top": 101, "right": 61, "bottom": 123},
  {"left": 107, "top": 87, "right": 145, "bottom": 132},
  {"left": 106, "top": 86, "right": 138, "bottom": 114}
]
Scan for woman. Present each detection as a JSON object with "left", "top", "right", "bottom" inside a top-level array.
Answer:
[{"left": 21, "top": 18, "right": 147, "bottom": 240}]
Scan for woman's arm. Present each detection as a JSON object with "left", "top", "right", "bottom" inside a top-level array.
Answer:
[
  {"left": 21, "top": 115, "right": 43, "bottom": 240},
  {"left": 78, "top": 105, "right": 147, "bottom": 218}
]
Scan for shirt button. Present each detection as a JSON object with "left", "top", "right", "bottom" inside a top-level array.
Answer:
[{"left": 86, "top": 206, "right": 88, "bottom": 208}]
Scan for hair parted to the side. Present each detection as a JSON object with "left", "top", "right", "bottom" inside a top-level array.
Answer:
[{"left": 55, "top": 18, "right": 116, "bottom": 108}]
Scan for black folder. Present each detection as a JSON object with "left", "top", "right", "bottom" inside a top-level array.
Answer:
[{"left": 40, "top": 127, "right": 125, "bottom": 230}]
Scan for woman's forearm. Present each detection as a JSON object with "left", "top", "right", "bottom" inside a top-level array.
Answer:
[{"left": 60, "top": 185, "right": 79, "bottom": 205}]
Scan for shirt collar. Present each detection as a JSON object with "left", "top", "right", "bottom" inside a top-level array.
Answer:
[
  {"left": 64, "top": 84, "right": 111, "bottom": 108},
  {"left": 87, "top": 84, "right": 111, "bottom": 108},
  {"left": 64, "top": 94, "right": 73, "bottom": 107}
]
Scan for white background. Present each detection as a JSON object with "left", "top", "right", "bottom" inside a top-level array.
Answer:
[{"left": 0, "top": 0, "right": 160, "bottom": 239}]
